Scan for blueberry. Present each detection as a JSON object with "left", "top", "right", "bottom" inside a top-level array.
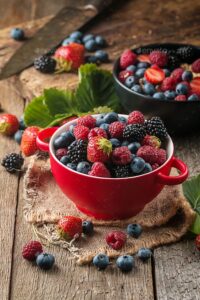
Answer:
[
  {"left": 60, "top": 131, "right": 75, "bottom": 146},
  {"left": 124, "top": 76, "right": 137, "bottom": 88},
  {"left": 118, "top": 116, "right": 127, "bottom": 123},
  {"left": 127, "top": 223, "right": 142, "bottom": 238},
  {"left": 95, "top": 35, "right": 106, "bottom": 47},
  {"left": 14, "top": 130, "right": 24, "bottom": 144},
  {"left": 137, "top": 248, "right": 152, "bottom": 262},
  {"left": 82, "top": 220, "right": 94, "bottom": 235},
  {"left": 93, "top": 254, "right": 109, "bottom": 270},
  {"left": 116, "top": 255, "right": 134, "bottom": 272},
  {"left": 70, "top": 31, "right": 83, "bottom": 40},
  {"left": 100, "top": 123, "right": 109, "bottom": 132},
  {"left": 121, "top": 140, "right": 129, "bottom": 146},
  {"left": 109, "top": 138, "right": 121, "bottom": 148},
  {"left": 67, "top": 163, "right": 77, "bottom": 171},
  {"left": 163, "top": 69, "right": 171, "bottom": 77},
  {"left": 182, "top": 70, "right": 193, "bottom": 81},
  {"left": 176, "top": 83, "right": 188, "bottom": 95},
  {"left": 60, "top": 155, "right": 70, "bottom": 165},
  {"left": 164, "top": 90, "right": 176, "bottom": 100},
  {"left": 143, "top": 83, "right": 155, "bottom": 96},
  {"left": 153, "top": 92, "right": 166, "bottom": 100},
  {"left": 96, "top": 114, "right": 105, "bottom": 126},
  {"left": 86, "top": 55, "right": 99, "bottom": 64},
  {"left": 54, "top": 135, "right": 68, "bottom": 149},
  {"left": 141, "top": 163, "right": 152, "bottom": 174},
  {"left": 94, "top": 50, "right": 109, "bottom": 63},
  {"left": 36, "top": 253, "right": 55, "bottom": 270},
  {"left": 19, "top": 116, "right": 26, "bottom": 130},
  {"left": 104, "top": 112, "right": 118, "bottom": 124},
  {"left": 137, "top": 62, "right": 149, "bottom": 69},
  {"left": 77, "top": 161, "right": 91, "bottom": 174},
  {"left": 85, "top": 39, "right": 97, "bottom": 52},
  {"left": 10, "top": 28, "right": 25, "bottom": 41},
  {"left": 135, "top": 68, "right": 146, "bottom": 78},
  {"left": 131, "top": 84, "right": 142, "bottom": 93},
  {"left": 82, "top": 34, "right": 94, "bottom": 43},
  {"left": 130, "top": 157, "right": 145, "bottom": 174},
  {"left": 126, "top": 65, "right": 136, "bottom": 72},
  {"left": 128, "top": 142, "right": 141, "bottom": 154},
  {"left": 188, "top": 94, "right": 199, "bottom": 101},
  {"left": 62, "top": 37, "right": 81, "bottom": 46}
]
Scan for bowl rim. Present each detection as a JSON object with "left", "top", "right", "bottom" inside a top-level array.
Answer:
[
  {"left": 49, "top": 114, "right": 174, "bottom": 181},
  {"left": 113, "top": 42, "right": 200, "bottom": 104}
]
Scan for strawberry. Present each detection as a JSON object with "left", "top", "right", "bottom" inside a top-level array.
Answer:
[
  {"left": 0, "top": 113, "right": 19, "bottom": 136},
  {"left": 87, "top": 136, "right": 112, "bottom": 163},
  {"left": 195, "top": 234, "right": 200, "bottom": 251},
  {"left": 21, "top": 126, "right": 40, "bottom": 156},
  {"left": 77, "top": 115, "right": 96, "bottom": 129},
  {"left": 192, "top": 58, "right": 200, "bottom": 73},
  {"left": 149, "top": 50, "right": 168, "bottom": 67},
  {"left": 161, "top": 77, "right": 176, "bottom": 92},
  {"left": 88, "top": 127, "right": 107, "bottom": 140},
  {"left": 142, "top": 135, "right": 161, "bottom": 148},
  {"left": 108, "top": 121, "right": 125, "bottom": 138},
  {"left": 57, "top": 216, "right": 82, "bottom": 240},
  {"left": 137, "top": 54, "right": 150, "bottom": 63},
  {"left": 119, "top": 49, "right": 137, "bottom": 69},
  {"left": 54, "top": 43, "right": 85, "bottom": 71},
  {"left": 22, "top": 241, "right": 43, "bottom": 261},
  {"left": 118, "top": 70, "right": 133, "bottom": 83},
  {"left": 127, "top": 111, "right": 145, "bottom": 125},
  {"left": 111, "top": 146, "right": 132, "bottom": 165},
  {"left": 145, "top": 67, "right": 165, "bottom": 84},
  {"left": 88, "top": 162, "right": 111, "bottom": 178},
  {"left": 106, "top": 231, "right": 127, "bottom": 250},
  {"left": 190, "top": 77, "right": 200, "bottom": 96},
  {"left": 171, "top": 68, "right": 184, "bottom": 83},
  {"left": 73, "top": 125, "right": 89, "bottom": 140}
]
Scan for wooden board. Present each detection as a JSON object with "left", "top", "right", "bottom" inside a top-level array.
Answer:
[{"left": 0, "top": 0, "right": 200, "bottom": 299}]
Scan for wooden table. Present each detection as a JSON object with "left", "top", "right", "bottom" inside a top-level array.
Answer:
[{"left": 1, "top": 1, "right": 200, "bottom": 299}]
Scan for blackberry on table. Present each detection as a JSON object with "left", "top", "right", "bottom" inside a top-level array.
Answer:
[
  {"left": 2, "top": 153, "right": 24, "bottom": 173},
  {"left": 34, "top": 55, "right": 56, "bottom": 73},
  {"left": 123, "top": 124, "right": 146, "bottom": 142},
  {"left": 145, "top": 117, "right": 168, "bottom": 139},
  {"left": 67, "top": 140, "right": 87, "bottom": 163},
  {"left": 113, "top": 165, "right": 130, "bottom": 178}
]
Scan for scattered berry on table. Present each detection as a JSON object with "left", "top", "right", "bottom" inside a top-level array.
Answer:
[
  {"left": 109, "top": 121, "right": 125, "bottom": 138},
  {"left": 130, "top": 156, "right": 146, "bottom": 174},
  {"left": 74, "top": 125, "right": 89, "bottom": 140},
  {"left": 175, "top": 95, "right": 187, "bottom": 101},
  {"left": 87, "top": 136, "right": 112, "bottom": 163},
  {"left": 191, "top": 58, "right": 200, "bottom": 73},
  {"left": 95, "top": 35, "right": 106, "bottom": 47},
  {"left": 112, "top": 165, "right": 130, "bottom": 178},
  {"left": 149, "top": 50, "right": 168, "bottom": 67},
  {"left": 77, "top": 115, "right": 96, "bottom": 128},
  {"left": 10, "top": 28, "right": 25, "bottom": 41},
  {"left": 55, "top": 148, "right": 68, "bottom": 160},
  {"left": 67, "top": 140, "right": 87, "bottom": 163},
  {"left": 21, "top": 126, "right": 40, "bottom": 156},
  {"left": 82, "top": 220, "right": 94, "bottom": 235},
  {"left": 94, "top": 50, "right": 109, "bottom": 63},
  {"left": 106, "top": 231, "right": 127, "bottom": 250},
  {"left": 137, "top": 248, "right": 152, "bottom": 261},
  {"left": 77, "top": 161, "right": 91, "bottom": 174},
  {"left": 2, "top": 153, "right": 24, "bottom": 173},
  {"left": 111, "top": 146, "right": 132, "bottom": 165},
  {"left": 36, "top": 253, "right": 55, "bottom": 270},
  {"left": 14, "top": 130, "right": 24, "bottom": 144},
  {"left": 88, "top": 162, "right": 111, "bottom": 177},
  {"left": 123, "top": 124, "right": 146, "bottom": 142},
  {"left": 0, "top": 113, "right": 19, "bottom": 136},
  {"left": 127, "top": 224, "right": 143, "bottom": 238},
  {"left": 116, "top": 255, "right": 134, "bottom": 272},
  {"left": 120, "top": 49, "right": 137, "bottom": 69},
  {"left": 93, "top": 254, "right": 109, "bottom": 270},
  {"left": 88, "top": 127, "right": 107, "bottom": 139},
  {"left": 57, "top": 216, "right": 82, "bottom": 240},
  {"left": 127, "top": 111, "right": 144, "bottom": 125},
  {"left": 85, "top": 39, "right": 97, "bottom": 52},
  {"left": 22, "top": 240, "right": 43, "bottom": 261},
  {"left": 145, "top": 117, "right": 168, "bottom": 139},
  {"left": 34, "top": 55, "right": 56, "bottom": 73}
]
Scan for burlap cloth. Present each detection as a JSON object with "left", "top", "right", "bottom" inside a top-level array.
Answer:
[{"left": 23, "top": 153, "right": 195, "bottom": 265}]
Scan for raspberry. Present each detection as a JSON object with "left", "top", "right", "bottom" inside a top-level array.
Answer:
[
  {"left": 149, "top": 50, "right": 168, "bottom": 67},
  {"left": 142, "top": 135, "right": 161, "bottom": 148},
  {"left": 88, "top": 162, "right": 111, "bottom": 178},
  {"left": 55, "top": 148, "right": 68, "bottom": 160},
  {"left": 156, "top": 148, "right": 167, "bottom": 165},
  {"left": 161, "top": 77, "right": 176, "bottom": 92},
  {"left": 171, "top": 68, "right": 184, "bottom": 83},
  {"left": 175, "top": 95, "right": 187, "bottom": 101},
  {"left": 111, "top": 146, "right": 132, "bottom": 165},
  {"left": 195, "top": 234, "right": 200, "bottom": 251},
  {"left": 137, "top": 145, "right": 166, "bottom": 166},
  {"left": 118, "top": 70, "right": 133, "bottom": 83},
  {"left": 88, "top": 127, "right": 107, "bottom": 140},
  {"left": 73, "top": 125, "right": 89, "bottom": 140},
  {"left": 152, "top": 163, "right": 160, "bottom": 170},
  {"left": 109, "top": 121, "right": 125, "bottom": 138},
  {"left": 119, "top": 49, "right": 137, "bottom": 69},
  {"left": 106, "top": 231, "right": 127, "bottom": 250},
  {"left": 192, "top": 58, "right": 200, "bottom": 73},
  {"left": 127, "top": 111, "right": 145, "bottom": 125},
  {"left": 77, "top": 115, "right": 96, "bottom": 129},
  {"left": 22, "top": 241, "right": 43, "bottom": 261}
]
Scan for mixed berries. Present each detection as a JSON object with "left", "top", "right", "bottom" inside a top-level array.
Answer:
[
  {"left": 54, "top": 111, "right": 168, "bottom": 178},
  {"left": 118, "top": 47, "right": 200, "bottom": 101}
]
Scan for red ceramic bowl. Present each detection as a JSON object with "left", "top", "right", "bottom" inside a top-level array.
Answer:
[{"left": 36, "top": 114, "right": 189, "bottom": 220}]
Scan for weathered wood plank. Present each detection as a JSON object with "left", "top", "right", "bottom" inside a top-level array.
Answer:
[{"left": 0, "top": 78, "right": 24, "bottom": 300}]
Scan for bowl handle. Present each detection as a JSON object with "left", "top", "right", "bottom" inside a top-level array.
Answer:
[
  {"left": 156, "top": 156, "right": 189, "bottom": 185},
  {"left": 36, "top": 127, "right": 58, "bottom": 152}
]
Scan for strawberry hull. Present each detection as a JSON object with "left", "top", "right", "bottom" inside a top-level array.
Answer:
[{"left": 36, "top": 115, "right": 188, "bottom": 220}]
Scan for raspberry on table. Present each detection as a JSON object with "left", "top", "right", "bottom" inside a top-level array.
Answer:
[
  {"left": 22, "top": 240, "right": 43, "bottom": 261},
  {"left": 106, "top": 231, "right": 127, "bottom": 250}
]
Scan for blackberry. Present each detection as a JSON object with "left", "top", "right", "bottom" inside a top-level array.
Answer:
[
  {"left": 177, "top": 46, "right": 194, "bottom": 63},
  {"left": 34, "top": 55, "right": 56, "bottom": 73},
  {"left": 67, "top": 140, "right": 87, "bottom": 163},
  {"left": 145, "top": 117, "right": 168, "bottom": 139},
  {"left": 1, "top": 153, "right": 24, "bottom": 173},
  {"left": 113, "top": 165, "right": 130, "bottom": 178},
  {"left": 123, "top": 124, "right": 146, "bottom": 142},
  {"left": 168, "top": 55, "right": 181, "bottom": 69}
]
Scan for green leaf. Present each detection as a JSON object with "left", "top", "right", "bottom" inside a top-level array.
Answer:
[{"left": 183, "top": 174, "right": 200, "bottom": 234}]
